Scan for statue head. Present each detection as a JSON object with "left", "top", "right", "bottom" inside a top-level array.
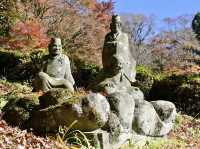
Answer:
[
  {"left": 110, "top": 15, "right": 122, "bottom": 34},
  {"left": 48, "top": 38, "right": 62, "bottom": 56}
]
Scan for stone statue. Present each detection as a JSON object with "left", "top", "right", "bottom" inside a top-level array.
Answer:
[
  {"left": 98, "top": 15, "right": 176, "bottom": 146},
  {"left": 100, "top": 15, "right": 136, "bottom": 94},
  {"left": 33, "top": 38, "right": 75, "bottom": 92}
]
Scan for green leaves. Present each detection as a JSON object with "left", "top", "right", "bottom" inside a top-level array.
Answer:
[{"left": 192, "top": 12, "right": 200, "bottom": 40}]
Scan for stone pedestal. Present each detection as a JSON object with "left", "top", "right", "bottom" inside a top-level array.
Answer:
[{"left": 84, "top": 130, "right": 133, "bottom": 149}]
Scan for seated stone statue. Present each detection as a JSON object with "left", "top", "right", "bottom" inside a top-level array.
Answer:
[{"left": 33, "top": 38, "right": 75, "bottom": 92}]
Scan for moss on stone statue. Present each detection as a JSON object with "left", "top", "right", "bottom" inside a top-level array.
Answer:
[{"left": 64, "top": 96, "right": 82, "bottom": 105}]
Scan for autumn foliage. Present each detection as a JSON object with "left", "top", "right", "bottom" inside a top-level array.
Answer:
[
  {"left": 0, "top": 0, "right": 199, "bottom": 73},
  {"left": 6, "top": 19, "right": 49, "bottom": 50},
  {"left": 0, "top": 0, "right": 114, "bottom": 65}
]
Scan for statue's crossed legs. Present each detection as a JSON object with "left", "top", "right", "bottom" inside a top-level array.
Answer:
[{"left": 33, "top": 72, "right": 74, "bottom": 92}]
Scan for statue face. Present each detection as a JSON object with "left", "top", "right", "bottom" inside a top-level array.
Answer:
[
  {"left": 110, "top": 22, "right": 121, "bottom": 34},
  {"left": 49, "top": 38, "right": 62, "bottom": 56}
]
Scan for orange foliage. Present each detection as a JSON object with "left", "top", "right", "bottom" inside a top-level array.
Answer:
[
  {"left": 7, "top": 19, "right": 49, "bottom": 50},
  {"left": 0, "top": 0, "right": 114, "bottom": 65},
  {"left": 164, "top": 64, "right": 200, "bottom": 75}
]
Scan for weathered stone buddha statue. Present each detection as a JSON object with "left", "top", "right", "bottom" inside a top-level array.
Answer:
[
  {"left": 33, "top": 38, "right": 75, "bottom": 92},
  {"left": 100, "top": 15, "right": 136, "bottom": 94},
  {"left": 98, "top": 15, "right": 176, "bottom": 144}
]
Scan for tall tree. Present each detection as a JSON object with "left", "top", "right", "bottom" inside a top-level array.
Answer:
[
  {"left": 192, "top": 12, "right": 200, "bottom": 40},
  {"left": 121, "top": 14, "right": 155, "bottom": 65},
  {"left": 0, "top": 0, "right": 114, "bottom": 66},
  {"left": 0, "top": 0, "right": 18, "bottom": 37},
  {"left": 152, "top": 14, "right": 200, "bottom": 73}
]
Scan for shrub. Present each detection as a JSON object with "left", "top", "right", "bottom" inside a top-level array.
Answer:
[
  {"left": 192, "top": 12, "right": 200, "bottom": 40},
  {"left": 73, "top": 59, "right": 101, "bottom": 88},
  {"left": 135, "top": 65, "right": 165, "bottom": 99},
  {"left": 149, "top": 74, "right": 200, "bottom": 117}
]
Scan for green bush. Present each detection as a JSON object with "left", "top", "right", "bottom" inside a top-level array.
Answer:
[
  {"left": 150, "top": 74, "right": 200, "bottom": 117},
  {"left": 135, "top": 65, "right": 165, "bottom": 99},
  {"left": 192, "top": 12, "right": 200, "bottom": 40},
  {"left": 136, "top": 65, "right": 154, "bottom": 78},
  {"left": 73, "top": 59, "right": 101, "bottom": 88},
  {"left": 0, "top": 49, "right": 47, "bottom": 82}
]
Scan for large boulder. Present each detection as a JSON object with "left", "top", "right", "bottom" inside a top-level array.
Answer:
[
  {"left": 28, "top": 89, "right": 110, "bottom": 132},
  {"left": 38, "top": 88, "right": 73, "bottom": 108},
  {"left": 151, "top": 100, "right": 176, "bottom": 123},
  {"left": 133, "top": 101, "right": 176, "bottom": 137},
  {"left": 107, "top": 91, "right": 135, "bottom": 133},
  {"left": 2, "top": 94, "right": 39, "bottom": 127}
]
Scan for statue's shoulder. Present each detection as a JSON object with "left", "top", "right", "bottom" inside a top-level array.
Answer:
[
  {"left": 105, "top": 32, "right": 113, "bottom": 39},
  {"left": 61, "top": 54, "right": 70, "bottom": 63},
  {"left": 121, "top": 32, "right": 128, "bottom": 38},
  {"left": 105, "top": 32, "right": 112, "bottom": 36},
  {"left": 119, "top": 32, "right": 129, "bottom": 42},
  {"left": 61, "top": 54, "right": 69, "bottom": 59}
]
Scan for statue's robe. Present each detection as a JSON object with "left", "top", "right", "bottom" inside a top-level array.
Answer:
[
  {"left": 102, "top": 31, "right": 136, "bottom": 84},
  {"left": 33, "top": 54, "right": 75, "bottom": 92}
]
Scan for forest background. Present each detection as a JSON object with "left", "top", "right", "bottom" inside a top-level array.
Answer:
[{"left": 0, "top": 0, "right": 200, "bottom": 75}]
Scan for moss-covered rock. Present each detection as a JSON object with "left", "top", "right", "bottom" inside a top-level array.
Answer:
[
  {"left": 28, "top": 89, "right": 110, "bottom": 133},
  {"left": 2, "top": 94, "right": 39, "bottom": 127},
  {"left": 0, "top": 95, "right": 9, "bottom": 111},
  {"left": 107, "top": 91, "right": 135, "bottom": 133},
  {"left": 39, "top": 88, "right": 74, "bottom": 108},
  {"left": 2, "top": 88, "right": 111, "bottom": 132}
]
